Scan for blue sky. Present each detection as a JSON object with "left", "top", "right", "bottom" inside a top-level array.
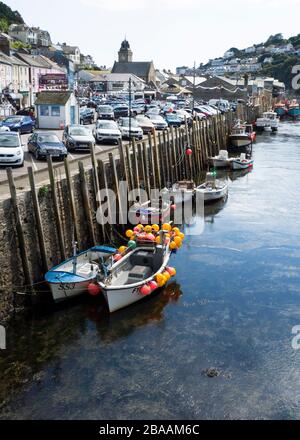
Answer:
[{"left": 5, "top": 0, "right": 300, "bottom": 70}]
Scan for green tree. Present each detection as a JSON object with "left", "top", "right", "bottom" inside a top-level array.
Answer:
[
  {"left": 0, "top": 17, "right": 8, "bottom": 32},
  {"left": 10, "top": 40, "right": 31, "bottom": 50}
]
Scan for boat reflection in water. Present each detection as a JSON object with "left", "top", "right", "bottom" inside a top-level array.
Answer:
[{"left": 87, "top": 282, "right": 183, "bottom": 344}]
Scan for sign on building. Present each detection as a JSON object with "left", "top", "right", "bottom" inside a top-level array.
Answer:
[{"left": 39, "top": 73, "right": 68, "bottom": 91}]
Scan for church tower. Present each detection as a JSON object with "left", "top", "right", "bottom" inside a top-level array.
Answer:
[{"left": 118, "top": 39, "right": 133, "bottom": 63}]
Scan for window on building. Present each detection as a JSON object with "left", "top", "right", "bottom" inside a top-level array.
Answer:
[
  {"left": 40, "top": 105, "right": 49, "bottom": 116},
  {"left": 51, "top": 106, "right": 60, "bottom": 116}
]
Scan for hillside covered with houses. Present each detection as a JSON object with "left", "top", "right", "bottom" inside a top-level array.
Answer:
[{"left": 177, "top": 33, "right": 300, "bottom": 91}]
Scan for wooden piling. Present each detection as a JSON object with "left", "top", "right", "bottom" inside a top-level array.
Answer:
[
  {"left": 78, "top": 161, "right": 96, "bottom": 246},
  {"left": 64, "top": 158, "right": 80, "bottom": 248},
  {"left": 47, "top": 156, "right": 66, "bottom": 260},
  {"left": 28, "top": 167, "right": 48, "bottom": 273},
  {"left": 6, "top": 168, "right": 32, "bottom": 288}
]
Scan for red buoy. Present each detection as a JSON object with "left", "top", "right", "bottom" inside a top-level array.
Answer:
[
  {"left": 186, "top": 148, "right": 193, "bottom": 156},
  {"left": 88, "top": 283, "right": 101, "bottom": 297},
  {"left": 148, "top": 281, "right": 158, "bottom": 291},
  {"left": 139, "top": 284, "right": 151, "bottom": 296}
]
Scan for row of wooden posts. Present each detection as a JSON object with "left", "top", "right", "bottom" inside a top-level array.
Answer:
[{"left": 7, "top": 112, "right": 236, "bottom": 291}]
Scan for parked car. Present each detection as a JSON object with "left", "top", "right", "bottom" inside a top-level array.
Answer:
[
  {"left": 131, "top": 103, "right": 144, "bottom": 116},
  {"left": 63, "top": 125, "right": 95, "bottom": 152},
  {"left": 80, "top": 108, "right": 94, "bottom": 125},
  {"left": 114, "top": 105, "right": 129, "bottom": 119},
  {"left": 146, "top": 107, "right": 161, "bottom": 117},
  {"left": 118, "top": 117, "right": 143, "bottom": 140},
  {"left": 0, "top": 132, "right": 24, "bottom": 167},
  {"left": 87, "top": 101, "right": 98, "bottom": 109},
  {"left": 97, "top": 105, "right": 115, "bottom": 120},
  {"left": 0, "top": 115, "right": 35, "bottom": 134},
  {"left": 194, "top": 106, "right": 215, "bottom": 117},
  {"left": 165, "top": 113, "right": 182, "bottom": 128},
  {"left": 174, "top": 109, "right": 193, "bottom": 125},
  {"left": 16, "top": 106, "right": 36, "bottom": 120},
  {"left": 147, "top": 114, "right": 168, "bottom": 130},
  {"left": 28, "top": 132, "right": 68, "bottom": 161},
  {"left": 93, "top": 120, "right": 121, "bottom": 144},
  {"left": 136, "top": 115, "right": 155, "bottom": 134}
]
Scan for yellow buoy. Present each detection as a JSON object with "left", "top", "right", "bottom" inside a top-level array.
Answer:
[
  {"left": 170, "top": 241, "right": 177, "bottom": 251},
  {"left": 152, "top": 224, "right": 160, "bottom": 232},
  {"left": 174, "top": 236, "right": 182, "bottom": 247},
  {"left": 162, "top": 223, "right": 172, "bottom": 232},
  {"left": 126, "top": 230, "right": 134, "bottom": 238},
  {"left": 144, "top": 225, "right": 152, "bottom": 233},
  {"left": 118, "top": 246, "right": 127, "bottom": 254},
  {"left": 155, "top": 236, "right": 162, "bottom": 245}
]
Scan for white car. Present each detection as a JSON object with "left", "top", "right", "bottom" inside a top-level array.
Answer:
[
  {"left": 147, "top": 114, "right": 168, "bottom": 130},
  {"left": 118, "top": 117, "right": 143, "bottom": 140},
  {"left": 0, "top": 132, "right": 24, "bottom": 167},
  {"left": 93, "top": 120, "right": 121, "bottom": 144},
  {"left": 0, "top": 126, "right": 10, "bottom": 132}
]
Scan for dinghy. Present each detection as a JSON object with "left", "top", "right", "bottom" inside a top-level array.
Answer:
[
  {"left": 209, "top": 150, "right": 232, "bottom": 169},
  {"left": 98, "top": 226, "right": 182, "bottom": 313},
  {"left": 196, "top": 173, "right": 228, "bottom": 203},
  {"left": 163, "top": 180, "right": 196, "bottom": 203},
  {"left": 45, "top": 244, "right": 116, "bottom": 302},
  {"left": 129, "top": 200, "right": 171, "bottom": 224},
  {"left": 231, "top": 153, "right": 254, "bottom": 170}
]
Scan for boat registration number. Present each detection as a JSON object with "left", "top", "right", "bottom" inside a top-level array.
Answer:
[{"left": 58, "top": 283, "right": 76, "bottom": 291}]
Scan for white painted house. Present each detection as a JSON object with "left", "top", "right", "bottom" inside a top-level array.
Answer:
[{"left": 35, "top": 91, "right": 79, "bottom": 129}]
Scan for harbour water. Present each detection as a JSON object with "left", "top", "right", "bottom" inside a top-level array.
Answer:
[{"left": 1, "top": 120, "right": 300, "bottom": 420}]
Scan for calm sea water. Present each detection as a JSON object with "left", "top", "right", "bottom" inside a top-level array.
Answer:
[{"left": 1, "top": 121, "right": 300, "bottom": 420}]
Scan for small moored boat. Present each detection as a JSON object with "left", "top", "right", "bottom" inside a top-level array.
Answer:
[
  {"left": 163, "top": 180, "right": 196, "bottom": 203},
  {"left": 196, "top": 173, "right": 228, "bottom": 203},
  {"left": 231, "top": 153, "right": 254, "bottom": 170},
  {"left": 129, "top": 200, "right": 171, "bottom": 224},
  {"left": 229, "top": 121, "right": 253, "bottom": 150},
  {"left": 209, "top": 150, "right": 232, "bottom": 169},
  {"left": 45, "top": 244, "right": 117, "bottom": 302},
  {"left": 98, "top": 226, "right": 182, "bottom": 313},
  {"left": 255, "top": 112, "right": 279, "bottom": 132}
]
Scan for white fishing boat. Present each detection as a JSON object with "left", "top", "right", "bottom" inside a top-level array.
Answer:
[
  {"left": 231, "top": 153, "right": 254, "bottom": 170},
  {"left": 255, "top": 112, "right": 279, "bottom": 132},
  {"left": 129, "top": 200, "right": 171, "bottom": 224},
  {"left": 209, "top": 150, "right": 232, "bottom": 168},
  {"left": 163, "top": 180, "right": 196, "bottom": 203},
  {"left": 229, "top": 121, "right": 253, "bottom": 150},
  {"left": 98, "top": 234, "right": 174, "bottom": 313},
  {"left": 45, "top": 244, "right": 116, "bottom": 302},
  {"left": 196, "top": 173, "right": 228, "bottom": 203}
]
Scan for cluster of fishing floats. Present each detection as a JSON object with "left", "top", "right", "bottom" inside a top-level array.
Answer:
[{"left": 111, "top": 223, "right": 184, "bottom": 297}]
